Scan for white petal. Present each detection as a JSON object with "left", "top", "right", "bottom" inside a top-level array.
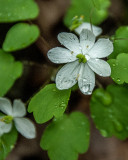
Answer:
[
  {"left": 0, "top": 97, "right": 12, "bottom": 115},
  {"left": 80, "top": 29, "right": 95, "bottom": 54},
  {"left": 78, "top": 63, "right": 95, "bottom": 95},
  {"left": 12, "top": 100, "right": 26, "bottom": 117},
  {"left": 47, "top": 47, "right": 77, "bottom": 64},
  {"left": 88, "top": 38, "right": 113, "bottom": 58},
  {"left": 75, "top": 22, "right": 102, "bottom": 36},
  {"left": 58, "top": 32, "right": 81, "bottom": 53},
  {"left": 56, "top": 60, "right": 81, "bottom": 90},
  {"left": 14, "top": 118, "right": 36, "bottom": 139},
  {"left": 87, "top": 59, "right": 111, "bottom": 77},
  {"left": 0, "top": 121, "right": 12, "bottom": 134}
]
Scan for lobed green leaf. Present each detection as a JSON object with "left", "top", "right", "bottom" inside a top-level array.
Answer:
[
  {"left": 109, "top": 26, "right": 128, "bottom": 59},
  {"left": 40, "top": 112, "right": 90, "bottom": 160},
  {"left": 3, "top": 23, "right": 40, "bottom": 52},
  {"left": 108, "top": 53, "right": 128, "bottom": 84},
  {"left": 90, "top": 85, "right": 128, "bottom": 140},
  {"left": 0, "top": 0, "right": 39, "bottom": 22},
  {"left": 28, "top": 84, "right": 71, "bottom": 124},
  {"left": 0, "top": 126, "right": 18, "bottom": 160},
  {"left": 0, "top": 50, "right": 23, "bottom": 96}
]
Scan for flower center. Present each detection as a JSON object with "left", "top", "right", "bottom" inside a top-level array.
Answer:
[
  {"left": 0, "top": 115, "right": 13, "bottom": 124},
  {"left": 69, "top": 15, "right": 84, "bottom": 31},
  {"left": 76, "top": 54, "right": 87, "bottom": 63}
]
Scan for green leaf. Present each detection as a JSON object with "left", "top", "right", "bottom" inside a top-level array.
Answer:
[
  {"left": 0, "top": 0, "right": 39, "bottom": 22},
  {"left": 3, "top": 23, "right": 40, "bottom": 52},
  {"left": 40, "top": 112, "right": 90, "bottom": 160},
  {"left": 64, "top": 0, "right": 111, "bottom": 27},
  {"left": 28, "top": 84, "right": 71, "bottom": 124},
  {"left": 0, "top": 126, "right": 18, "bottom": 160},
  {"left": 109, "top": 26, "right": 128, "bottom": 59},
  {"left": 90, "top": 85, "right": 128, "bottom": 140},
  {"left": 0, "top": 49, "right": 23, "bottom": 96},
  {"left": 108, "top": 53, "right": 128, "bottom": 84}
]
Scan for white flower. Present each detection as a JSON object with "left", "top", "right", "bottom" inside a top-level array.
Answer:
[
  {"left": 0, "top": 97, "right": 36, "bottom": 139},
  {"left": 75, "top": 22, "right": 102, "bottom": 36},
  {"left": 48, "top": 29, "right": 113, "bottom": 95}
]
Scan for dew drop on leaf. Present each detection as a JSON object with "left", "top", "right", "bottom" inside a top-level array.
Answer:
[
  {"left": 100, "top": 129, "right": 108, "bottom": 137},
  {"left": 113, "top": 120, "right": 123, "bottom": 132},
  {"left": 116, "top": 78, "right": 120, "bottom": 82}
]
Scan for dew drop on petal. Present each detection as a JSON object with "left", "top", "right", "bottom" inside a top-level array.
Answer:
[
  {"left": 82, "top": 85, "right": 89, "bottom": 93},
  {"left": 85, "top": 55, "right": 90, "bottom": 61},
  {"left": 83, "top": 78, "right": 87, "bottom": 82}
]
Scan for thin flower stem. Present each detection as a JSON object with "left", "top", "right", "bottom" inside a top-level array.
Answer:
[
  {"left": 96, "top": 80, "right": 103, "bottom": 88},
  {"left": 28, "top": 20, "right": 51, "bottom": 50}
]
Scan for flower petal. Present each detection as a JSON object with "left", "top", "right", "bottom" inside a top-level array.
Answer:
[
  {"left": 0, "top": 97, "right": 12, "bottom": 115},
  {"left": 0, "top": 121, "right": 12, "bottom": 135},
  {"left": 58, "top": 32, "right": 81, "bottom": 53},
  {"left": 56, "top": 60, "right": 81, "bottom": 90},
  {"left": 78, "top": 63, "right": 95, "bottom": 95},
  {"left": 75, "top": 22, "right": 102, "bottom": 36},
  {"left": 47, "top": 47, "right": 77, "bottom": 64},
  {"left": 14, "top": 117, "right": 36, "bottom": 139},
  {"left": 87, "top": 59, "right": 111, "bottom": 77},
  {"left": 12, "top": 100, "right": 26, "bottom": 117},
  {"left": 88, "top": 38, "right": 113, "bottom": 58},
  {"left": 80, "top": 29, "right": 95, "bottom": 54}
]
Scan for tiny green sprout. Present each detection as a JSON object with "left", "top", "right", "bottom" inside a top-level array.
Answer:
[
  {"left": 76, "top": 54, "right": 87, "bottom": 63},
  {"left": 70, "top": 15, "right": 84, "bottom": 31},
  {"left": 0, "top": 115, "right": 13, "bottom": 124}
]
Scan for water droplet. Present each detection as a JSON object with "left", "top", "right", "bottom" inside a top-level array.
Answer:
[
  {"left": 85, "top": 55, "right": 90, "bottom": 61},
  {"left": 112, "top": 63, "right": 116, "bottom": 67},
  {"left": 108, "top": 110, "right": 112, "bottom": 113},
  {"left": 59, "top": 103, "right": 66, "bottom": 109},
  {"left": 60, "top": 127, "right": 64, "bottom": 130},
  {"left": 117, "top": 78, "right": 120, "bottom": 82},
  {"left": 91, "top": 115, "right": 96, "bottom": 119},
  {"left": 82, "top": 85, "right": 89, "bottom": 93},
  {"left": 53, "top": 118, "right": 57, "bottom": 121},
  {"left": 81, "top": 122, "right": 85, "bottom": 125},
  {"left": 113, "top": 120, "right": 123, "bottom": 132},
  {"left": 109, "top": 114, "right": 113, "bottom": 118},
  {"left": 99, "top": 73, "right": 103, "bottom": 76},
  {"left": 10, "top": 145, "right": 14, "bottom": 149},
  {"left": 87, "top": 91, "right": 92, "bottom": 95},
  {"left": 83, "top": 78, "right": 87, "bottom": 82},
  {"left": 86, "top": 132, "right": 90, "bottom": 136},
  {"left": 100, "top": 129, "right": 108, "bottom": 137},
  {"left": 55, "top": 105, "right": 58, "bottom": 108},
  {"left": 79, "top": 46, "right": 82, "bottom": 50},
  {"left": 8, "top": 13, "right": 11, "bottom": 17}
]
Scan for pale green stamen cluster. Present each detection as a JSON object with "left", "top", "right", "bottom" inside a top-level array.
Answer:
[
  {"left": 70, "top": 15, "right": 84, "bottom": 31},
  {"left": 0, "top": 115, "right": 13, "bottom": 124},
  {"left": 76, "top": 54, "right": 87, "bottom": 63}
]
